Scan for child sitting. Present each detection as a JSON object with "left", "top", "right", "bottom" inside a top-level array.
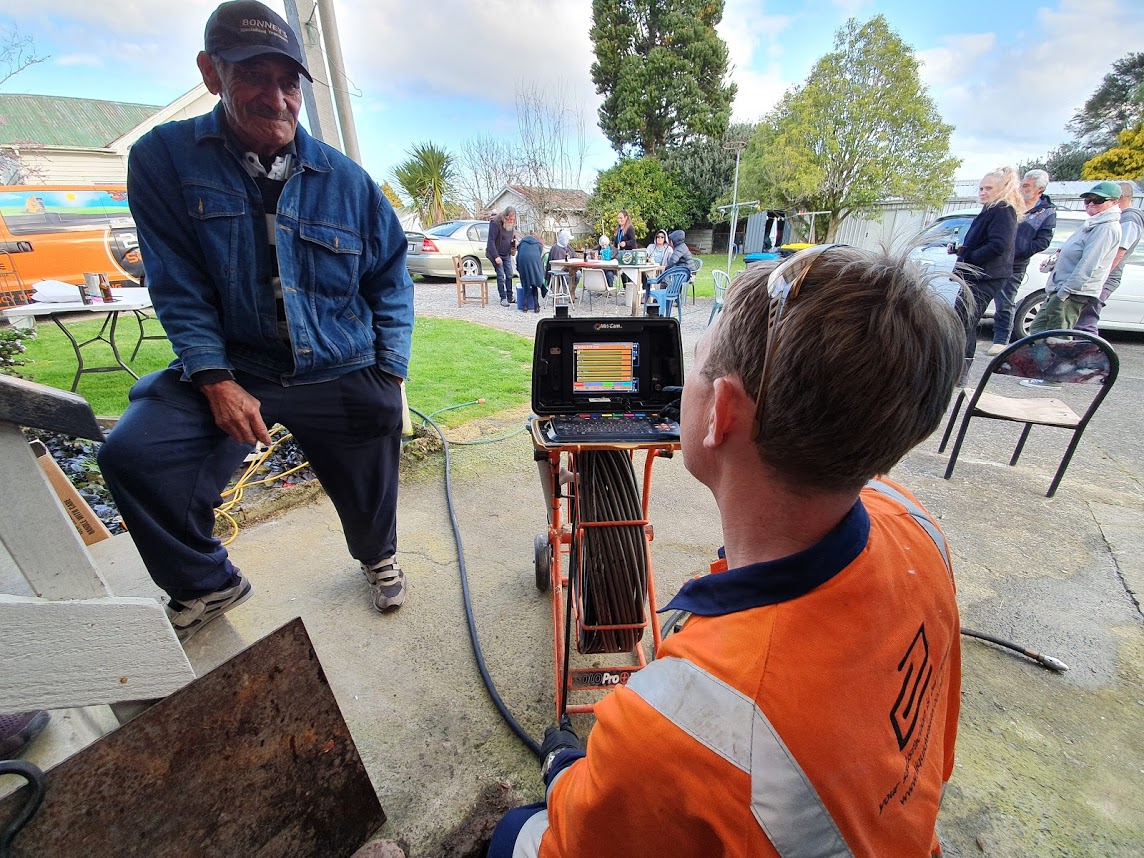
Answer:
[{"left": 599, "top": 234, "right": 616, "bottom": 289}]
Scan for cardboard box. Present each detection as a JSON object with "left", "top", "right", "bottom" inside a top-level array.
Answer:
[{"left": 31, "top": 439, "right": 113, "bottom": 545}]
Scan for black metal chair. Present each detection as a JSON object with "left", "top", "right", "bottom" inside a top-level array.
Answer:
[{"left": 938, "top": 330, "right": 1119, "bottom": 498}]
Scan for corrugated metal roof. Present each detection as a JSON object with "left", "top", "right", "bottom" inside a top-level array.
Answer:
[{"left": 0, "top": 94, "right": 162, "bottom": 149}]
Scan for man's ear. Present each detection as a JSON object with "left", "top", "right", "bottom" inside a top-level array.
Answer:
[
  {"left": 704, "top": 376, "right": 749, "bottom": 449},
  {"left": 197, "top": 52, "right": 222, "bottom": 95}
]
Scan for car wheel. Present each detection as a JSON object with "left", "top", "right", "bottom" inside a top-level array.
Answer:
[
  {"left": 462, "top": 256, "right": 482, "bottom": 277},
  {"left": 1014, "top": 291, "right": 1046, "bottom": 339}
]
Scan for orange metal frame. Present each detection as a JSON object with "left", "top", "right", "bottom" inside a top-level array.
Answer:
[{"left": 530, "top": 418, "right": 680, "bottom": 718}]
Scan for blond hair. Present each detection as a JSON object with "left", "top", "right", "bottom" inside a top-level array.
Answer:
[{"left": 982, "top": 166, "right": 1025, "bottom": 220}]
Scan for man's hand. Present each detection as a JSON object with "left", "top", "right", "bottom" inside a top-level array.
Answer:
[
  {"left": 200, "top": 379, "right": 272, "bottom": 446},
  {"left": 495, "top": 256, "right": 503, "bottom": 265},
  {"left": 540, "top": 717, "right": 582, "bottom": 778}
]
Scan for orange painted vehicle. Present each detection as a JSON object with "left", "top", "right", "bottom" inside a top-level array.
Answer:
[{"left": 0, "top": 185, "right": 144, "bottom": 304}]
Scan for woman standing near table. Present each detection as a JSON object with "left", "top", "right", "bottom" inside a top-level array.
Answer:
[{"left": 614, "top": 210, "right": 637, "bottom": 253}]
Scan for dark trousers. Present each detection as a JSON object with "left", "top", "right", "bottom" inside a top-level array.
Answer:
[
  {"left": 991, "top": 271, "right": 1023, "bottom": 345},
  {"left": 98, "top": 365, "right": 404, "bottom": 601},
  {"left": 957, "top": 276, "right": 1005, "bottom": 359}
]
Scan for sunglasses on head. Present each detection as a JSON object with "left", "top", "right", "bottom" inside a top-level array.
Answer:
[{"left": 752, "top": 243, "right": 847, "bottom": 433}]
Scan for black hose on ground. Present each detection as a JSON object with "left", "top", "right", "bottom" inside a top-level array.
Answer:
[{"left": 408, "top": 407, "right": 542, "bottom": 758}]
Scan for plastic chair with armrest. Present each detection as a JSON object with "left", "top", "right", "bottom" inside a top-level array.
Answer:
[
  {"left": 709, "top": 269, "right": 730, "bottom": 326},
  {"left": 646, "top": 266, "right": 689, "bottom": 323}
]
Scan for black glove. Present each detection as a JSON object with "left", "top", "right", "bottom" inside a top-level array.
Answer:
[{"left": 541, "top": 717, "right": 581, "bottom": 758}]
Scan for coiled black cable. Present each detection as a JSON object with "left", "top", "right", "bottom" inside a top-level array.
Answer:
[
  {"left": 408, "top": 407, "right": 542, "bottom": 757},
  {"left": 575, "top": 450, "right": 649, "bottom": 654}
]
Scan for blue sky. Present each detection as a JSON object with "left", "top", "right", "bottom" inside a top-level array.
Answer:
[{"left": 2, "top": 0, "right": 1142, "bottom": 198}]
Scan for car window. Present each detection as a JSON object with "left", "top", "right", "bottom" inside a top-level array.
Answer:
[
  {"left": 476, "top": 223, "right": 489, "bottom": 241},
  {"left": 919, "top": 217, "right": 973, "bottom": 246},
  {"left": 466, "top": 225, "right": 482, "bottom": 241},
  {"left": 425, "top": 221, "right": 463, "bottom": 237}
]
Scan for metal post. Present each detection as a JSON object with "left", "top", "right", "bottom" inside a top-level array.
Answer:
[
  {"left": 316, "top": 0, "right": 362, "bottom": 165},
  {"left": 722, "top": 141, "right": 748, "bottom": 274}
]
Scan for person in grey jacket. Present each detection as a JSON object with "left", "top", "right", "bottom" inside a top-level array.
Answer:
[
  {"left": 1031, "top": 181, "right": 1123, "bottom": 333},
  {"left": 667, "top": 229, "right": 696, "bottom": 272},
  {"left": 1075, "top": 181, "right": 1142, "bottom": 334}
]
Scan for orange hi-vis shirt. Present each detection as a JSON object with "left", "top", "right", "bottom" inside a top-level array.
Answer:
[{"left": 538, "top": 480, "right": 961, "bottom": 857}]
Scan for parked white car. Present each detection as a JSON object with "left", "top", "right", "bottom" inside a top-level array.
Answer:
[{"left": 913, "top": 209, "right": 1144, "bottom": 336}]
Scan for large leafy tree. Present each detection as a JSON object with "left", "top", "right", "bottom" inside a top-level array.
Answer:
[
  {"left": 735, "top": 16, "right": 957, "bottom": 240},
  {"left": 661, "top": 122, "right": 756, "bottom": 227},
  {"left": 1082, "top": 125, "right": 1144, "bottom": 180},
  {"left": 586, "top": 157, "right": 693, "bottom": 240},
  {"left": 590, "top": 0, "right": 736, "bottom": 157},
  {"left": 392, "top": 142, "right": 458, "bottom": 227},
  {"left": 1067, "top": 53, "right": 1144, "bottom": 150}
]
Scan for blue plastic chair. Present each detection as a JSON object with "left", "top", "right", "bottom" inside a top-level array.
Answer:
[{"left": 646, "top": 266, "right": 689, "bottom": 322}]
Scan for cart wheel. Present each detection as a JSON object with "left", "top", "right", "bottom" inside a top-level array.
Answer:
[{"left": 535, "top": 534, "right": 551, "bottom": 592}]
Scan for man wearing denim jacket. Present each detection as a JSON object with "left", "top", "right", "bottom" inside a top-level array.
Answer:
[{"left": 98, "top": 0, "right": 415, "bottom": 641}]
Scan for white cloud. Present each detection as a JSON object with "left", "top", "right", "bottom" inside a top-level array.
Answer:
[
  {"left": 718, "top": 1, "right": 795, "bottom": 123},
  {"left": 917, "top": 33, "right": 996, "bottom": 88},
  {"left": 924, "top": 0, "right": 1144, "bottom": 176},
  {"left": 56, "top": 53, "right": 102, "bottom": 67}
]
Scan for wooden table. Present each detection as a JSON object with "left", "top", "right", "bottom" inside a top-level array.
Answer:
[
  {"left": 549, "top": 259, "right": 664, "bottom": 315},
  {"left": 3, "top": 287, "right": 154, "bottom": 391}
]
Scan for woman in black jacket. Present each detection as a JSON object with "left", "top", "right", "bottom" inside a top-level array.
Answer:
[{"left": 951, "top": 166, "right": 1022, "bottom": 382}]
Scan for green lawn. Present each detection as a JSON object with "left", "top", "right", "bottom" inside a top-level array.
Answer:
[
  {"left": 692, "top": 253, "right": 749, "bottom": 298},
  {"left": 9, "top": 315, "right": 532, "bottom": 425}
]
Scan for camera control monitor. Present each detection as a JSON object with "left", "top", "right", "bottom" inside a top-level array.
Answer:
[{"left": 531, "top": 316, "right": 684, "bottom": 416}]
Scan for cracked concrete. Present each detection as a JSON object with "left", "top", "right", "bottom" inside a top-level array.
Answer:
[{"left": 8, "top": 285, "right": 1143, "bottom": 856}]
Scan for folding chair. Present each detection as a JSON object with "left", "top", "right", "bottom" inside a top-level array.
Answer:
[
  {"left": 578, "top": 268, "right": 617, "bottom": 311},
  {"left": 453, "top": 255, "right": 488, "bottom": 307},
  {"left": 646, "top": 266, "right": 689, "bottom": 323},
  {"left": 938, "top": 330, "right": 1119, "bottom": 498},
  {"left": 709, "top": 269, "right": 730, "bottom": 326}
]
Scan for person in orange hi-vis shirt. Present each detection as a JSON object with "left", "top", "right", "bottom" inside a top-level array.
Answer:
[{"left": 491, "top": 245, "right": 967, "bottom": 858}]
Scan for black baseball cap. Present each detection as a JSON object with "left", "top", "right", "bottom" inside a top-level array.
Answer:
[{"left": 204, "top": 0, "right": 312, "bottom": 81}]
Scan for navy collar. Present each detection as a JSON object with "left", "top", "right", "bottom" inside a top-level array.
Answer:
[{"left": 662, "top": 499, "right": 870, "bottom": 616}]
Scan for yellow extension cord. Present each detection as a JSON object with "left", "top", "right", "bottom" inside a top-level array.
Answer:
[{"left": 214, "top": 424, "right": 312, "bottom": 546}]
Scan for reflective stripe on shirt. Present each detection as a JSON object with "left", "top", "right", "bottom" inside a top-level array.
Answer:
[
  {"left": 864, "top": 480, "right": 951, "bottom": 574},
  {"left": 626, "top": 657, "right": 855, "bottom": 858}
]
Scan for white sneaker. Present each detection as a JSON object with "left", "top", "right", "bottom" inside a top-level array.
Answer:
[
  {"left": 362, "top": 557, "right": 406, "bottom": 612},
  {"left": 166, "top": 570, "right": 253, "bottom": 642},
  {"left": 986, "top": 343, "right": 1006, "bottom": 356}
]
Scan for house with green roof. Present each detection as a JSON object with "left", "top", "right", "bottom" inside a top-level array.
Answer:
[{"left": 0, "top": 86, "right": 215, "bottom": 185}]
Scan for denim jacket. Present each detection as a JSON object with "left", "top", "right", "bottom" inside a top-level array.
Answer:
[{"left": 127, "top": 103, "right": 413, "bottom": 384}]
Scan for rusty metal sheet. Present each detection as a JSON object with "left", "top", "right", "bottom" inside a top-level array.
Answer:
[{"left": 0, "top": 617, "right": 384, "bottom": 857}]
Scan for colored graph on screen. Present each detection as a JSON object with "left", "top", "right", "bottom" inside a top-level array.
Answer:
[{"left": 573, "top": 341, "right": 638, "bottom": 393}]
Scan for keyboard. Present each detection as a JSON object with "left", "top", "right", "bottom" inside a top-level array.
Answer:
[{"left": 545, "top": 413, "right": 680, "bottom": 444}]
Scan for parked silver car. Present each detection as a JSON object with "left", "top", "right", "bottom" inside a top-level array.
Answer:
[
  {"left": 404, "top": 219, "right": 490, "bottom": 279},
  {"left": 913, "top": 209, "right": 1144, "bottom": 336}
]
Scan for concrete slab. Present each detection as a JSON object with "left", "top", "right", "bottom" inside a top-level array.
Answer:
[{"left": 5, "top": 290, "right": 1142, "bottom": 854}]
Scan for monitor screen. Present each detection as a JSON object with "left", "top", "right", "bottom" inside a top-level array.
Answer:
[{"left": 572, "top": 341, "right": 638, "bottom": 394}]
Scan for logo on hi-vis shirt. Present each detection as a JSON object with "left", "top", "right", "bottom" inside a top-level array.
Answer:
[
  {"left": 891, "top": 623, "right": 932, "bottom": 751},
  {"left": 879, "top": 622, "right": 947, "bottom": 814}
]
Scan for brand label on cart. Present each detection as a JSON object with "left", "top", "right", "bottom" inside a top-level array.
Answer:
[{"left": 569, "top": 669, "right": 633, "bottom": 690}]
